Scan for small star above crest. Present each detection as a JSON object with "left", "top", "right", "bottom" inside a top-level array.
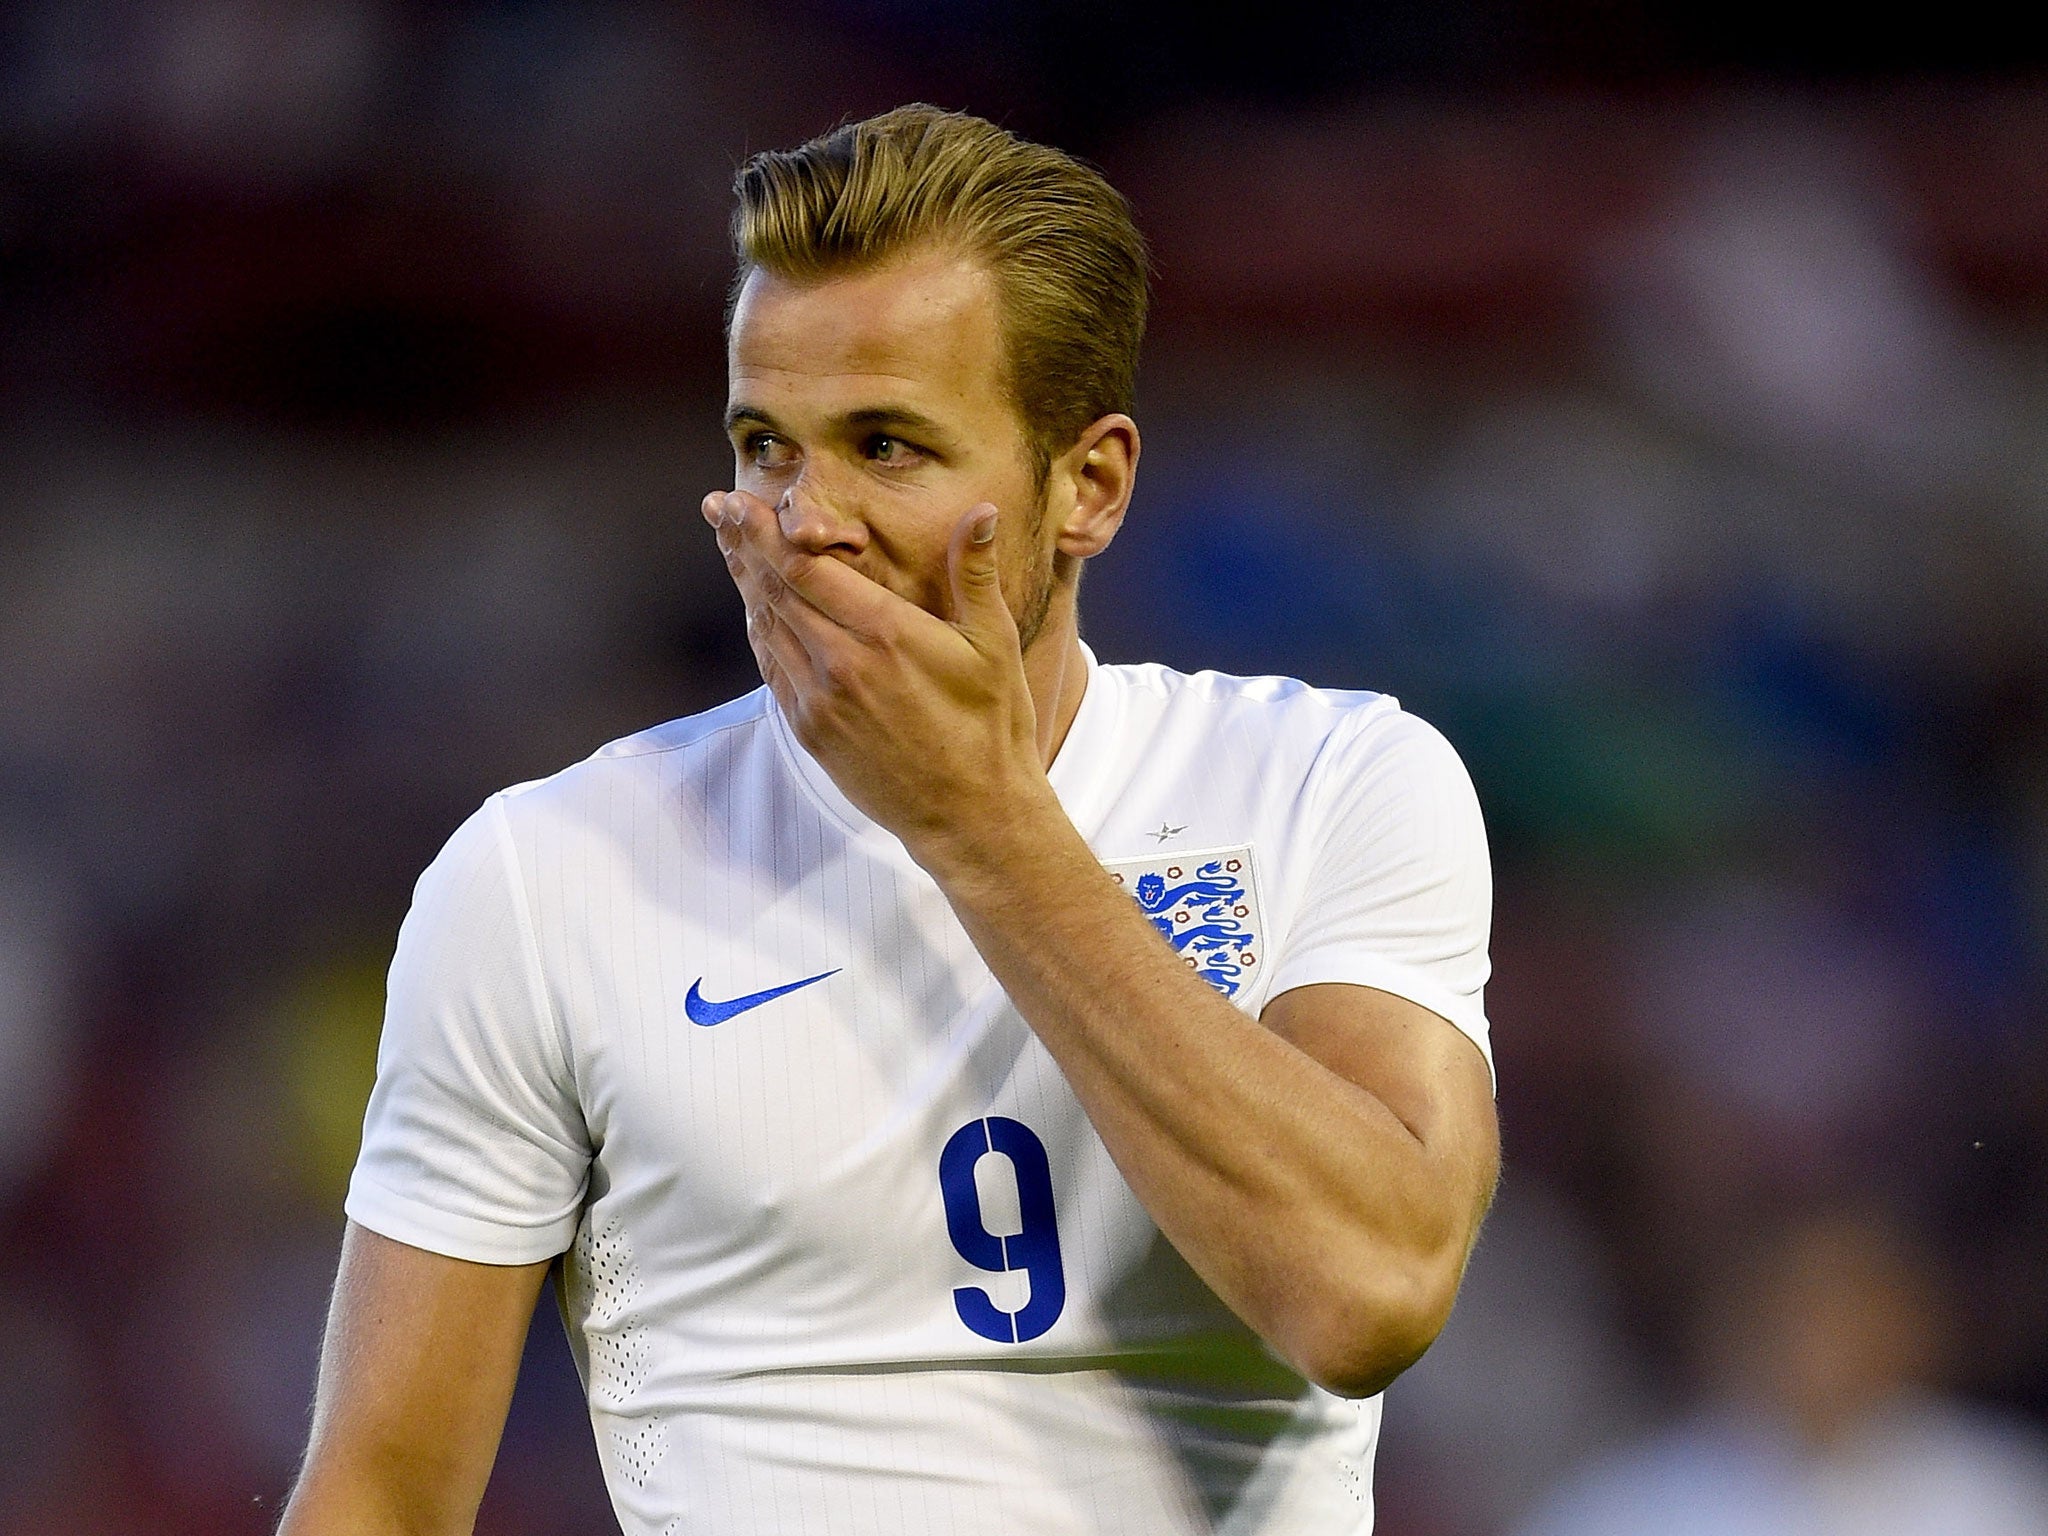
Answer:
[{"left": 1148, "top": 822, "right": 1187, "bottom": 843}]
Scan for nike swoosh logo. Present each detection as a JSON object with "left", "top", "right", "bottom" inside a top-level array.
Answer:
[{"left": 685, "top": 968, "right": 840, "bottom": 1026}]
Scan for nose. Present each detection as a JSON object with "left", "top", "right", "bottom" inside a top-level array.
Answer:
[{"left": 775, "top": 471, "right": 869, "bottom": 557}]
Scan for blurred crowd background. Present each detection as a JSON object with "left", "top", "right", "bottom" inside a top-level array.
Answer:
[{"left": 4, "top": 2, "right": 2047, "bottom": 1533}]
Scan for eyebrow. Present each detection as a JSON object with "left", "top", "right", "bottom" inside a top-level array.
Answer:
[
  {"left": 841, "top": 406, "right": 949, "bottom": 439},
  {"left": 723, "top": 403, "right": 953, "bottom": 442}
]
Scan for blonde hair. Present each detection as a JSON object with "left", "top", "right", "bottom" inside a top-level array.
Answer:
[{"left": 730, "top": 105, "right": 1149, "bottom": 484}]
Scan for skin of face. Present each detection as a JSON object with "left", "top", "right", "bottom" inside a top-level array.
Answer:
[{"left": 723, "top": 248, "right": 1062, "bottom": 650}]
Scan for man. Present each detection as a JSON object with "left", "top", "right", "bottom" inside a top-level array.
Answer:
[
  {"left": 281, "top": 105, "right": 1498, "bottom": 1536},
  {"left": 1512, "top": 1209, "right": 2048, "bottom": 1536}
]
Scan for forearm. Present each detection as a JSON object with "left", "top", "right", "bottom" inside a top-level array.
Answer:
[
  {"left": 278, "top": 1466, "right": 467, "bottom": 1536},
  {"left": 917, "top": 792, "right": 1489, "bottom": 1394}
]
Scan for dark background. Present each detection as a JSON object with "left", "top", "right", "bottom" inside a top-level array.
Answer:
[{"left": 2, "top": 3, "right": 2046, "bottom": 1532}]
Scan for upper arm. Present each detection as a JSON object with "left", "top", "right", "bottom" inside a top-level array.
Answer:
[
  {"left": 281, "top": 1222, "right": 552, "bottom": 1536},
  {"left": 348, "top": 795, "right": 590, "bottom": 1266},
  {"left": 1252, "top": 704, "right": 1500, "bottom": 1371},
  {"left": 1262, "top": 699, "right": 1499, "bottom": 1227},
  {"left": 1262, "top": 982, "right": 1499, "bottom": 1392},
  {"left": 1264, "top": 982, "right": 1499, "bottom": 1234},
  {"left": 1264, "top": 705, "right": 1495, "bottom": 1083},
  {"left": 289, "top": 798, "right": 590, "bottom": 1530}
]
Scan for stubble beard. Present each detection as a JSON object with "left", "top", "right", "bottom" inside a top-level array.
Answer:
[{"left": 1010, "top": 491, "right": 1058, "bottom": 657}]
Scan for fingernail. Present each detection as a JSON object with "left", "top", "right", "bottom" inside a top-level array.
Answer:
[{"left": 970, "top": 510, "right": 997, "bottom": 545}]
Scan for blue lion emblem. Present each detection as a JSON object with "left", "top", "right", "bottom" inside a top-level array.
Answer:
[{"left": 1129, "top": 858, "right": 1258, "bottom": 997}]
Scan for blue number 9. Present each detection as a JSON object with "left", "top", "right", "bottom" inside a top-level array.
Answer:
[{"left": 938, "top": 1117, "right": 1067, "bottom": 1343}]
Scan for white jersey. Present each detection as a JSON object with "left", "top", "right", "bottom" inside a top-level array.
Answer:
[{"left": 347, "top": 645, "right": 1493, "bottom": 1536}]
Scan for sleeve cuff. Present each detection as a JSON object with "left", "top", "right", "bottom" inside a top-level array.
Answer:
[{"left": 344, "top": 1172, "right": 582, "bottom": 1266}]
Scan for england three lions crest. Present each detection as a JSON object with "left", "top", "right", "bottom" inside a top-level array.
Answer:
[{"left": 1104, "top": 846, "right": 1266, "bottom": 1000}]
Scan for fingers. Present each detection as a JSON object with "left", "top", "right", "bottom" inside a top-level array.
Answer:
[
  {"left": 945, "top": 502, "right": 1017, "bottom": 649},
  {"left": 702, "top": 488, "right": 1014, "bottom": 688},
  {"left": 710, "top": 490, "right": 922, "bottom": 645},
  {"left": 711, "top": 491, "right": 798, "bottom": 633},
  {"left": 706, "top": 490, "right": 816, "bottom": 696},
  {"left": 745, "top": 593, "right": 818, "bottom": 714}
]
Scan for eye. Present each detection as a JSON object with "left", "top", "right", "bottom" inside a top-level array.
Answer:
[
  {"left": 865, "top": 434, "right": 925, "bottom": 467},
  {"left": 744, "top": 432, "right": 794, "bottom": 470}
]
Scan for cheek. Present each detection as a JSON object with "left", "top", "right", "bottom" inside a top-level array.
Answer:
[
  {"left": 1002, "top": 499, "right": 1059, "bottom": 591},
  {"left": 732, "top": 457, "right": 787, "bottom": 500},
  {"left": 860, "top": 514, "right": 955, "bottom": 610}
]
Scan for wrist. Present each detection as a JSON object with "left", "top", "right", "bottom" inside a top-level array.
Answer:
[{"left": 903, "top": 775, "right": 1077, "bottom": 896}]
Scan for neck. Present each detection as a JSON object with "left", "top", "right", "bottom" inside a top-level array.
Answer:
[{"left": 1020, "top": 591, "right": 1089, "bottom": 769}]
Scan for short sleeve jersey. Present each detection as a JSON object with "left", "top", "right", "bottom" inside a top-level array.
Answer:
[{"left": 347, "top": 646, "right": 1493, "bottom": 1536}]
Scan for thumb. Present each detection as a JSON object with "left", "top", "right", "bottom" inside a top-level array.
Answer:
[{"left": 946, "top": 502, "right": 1014, "bottom": 641}]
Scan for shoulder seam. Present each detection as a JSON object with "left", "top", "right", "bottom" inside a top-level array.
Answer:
[
  {"left": 597, "top": 712, "right": 764, "bottom": 761},
  {"left": 1099, "top": 660, "right": 1392, "bottom": 717}
]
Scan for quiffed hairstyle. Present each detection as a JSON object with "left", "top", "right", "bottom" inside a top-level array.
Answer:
[{"left": 730, "top": 105, "right": 1150, "bottom": 483}]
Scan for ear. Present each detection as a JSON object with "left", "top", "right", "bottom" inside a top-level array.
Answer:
[{"left": 1046, "top": 414, "right": 1140, "bottom": 560}]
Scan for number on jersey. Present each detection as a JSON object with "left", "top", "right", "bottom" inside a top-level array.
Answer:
[{"left": 938, "top": 1117, "right": 1067, "bottom": 1343}]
